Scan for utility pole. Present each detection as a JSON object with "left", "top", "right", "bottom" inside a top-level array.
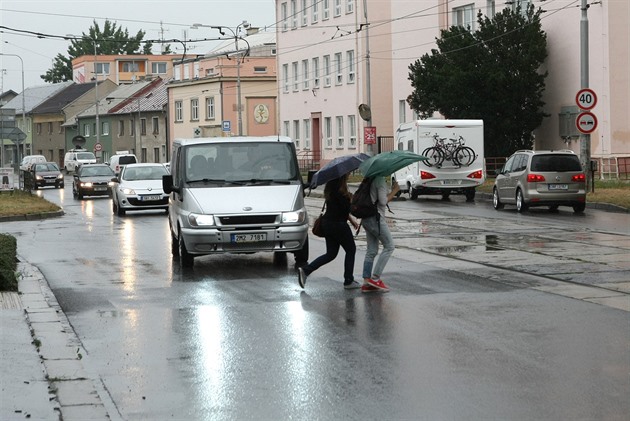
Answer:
[{"left": 579, "top": 0, "right": 590, "bottom": 180}]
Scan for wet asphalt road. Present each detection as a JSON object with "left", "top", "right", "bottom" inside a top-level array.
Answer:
[{"left": 2, "top": 179, "right": 629, "bottom": 420}]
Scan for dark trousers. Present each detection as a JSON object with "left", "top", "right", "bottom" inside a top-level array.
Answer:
[{"left": 304, "top": 219, "right": 356, "bottom": 284}]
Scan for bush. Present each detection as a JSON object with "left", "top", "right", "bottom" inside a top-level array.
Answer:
[{"left": 0, "top": 234, "right": 18, "bottom": 291}]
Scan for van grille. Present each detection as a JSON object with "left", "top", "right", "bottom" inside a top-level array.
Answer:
[{"left": 218, "top": 215, "right": 278, "bottom": 225}]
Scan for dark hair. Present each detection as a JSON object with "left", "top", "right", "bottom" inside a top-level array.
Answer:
[{"left": 324, "top": 173, "right": 351, "bottom": 201}]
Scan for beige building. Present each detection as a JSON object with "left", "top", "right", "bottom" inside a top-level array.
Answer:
[{"left": 276, "top": 0, "right": 629, "bottom": 178}]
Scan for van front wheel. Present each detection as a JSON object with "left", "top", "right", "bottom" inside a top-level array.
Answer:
[
  {"left": 294, "top": 239, "right": 309, "bottom": 268},
  {"left": 179, "top": 231, "right": 194, "bottom": 267}
]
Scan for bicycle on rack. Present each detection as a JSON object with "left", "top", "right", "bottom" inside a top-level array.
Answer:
[{"left": 422, "top": 134, "right": 476, "bottom": 167}]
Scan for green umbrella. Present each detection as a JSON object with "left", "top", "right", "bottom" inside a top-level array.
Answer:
[{"left": 359, "top": 150, "right": 428, "bottom": 178}]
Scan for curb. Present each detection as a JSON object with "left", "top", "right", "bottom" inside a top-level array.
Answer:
[{"left": 0, "top": 210, "right": 65, "bottom": 223}]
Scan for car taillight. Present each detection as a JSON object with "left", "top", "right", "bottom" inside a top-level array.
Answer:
[
  {"left": 527, "top": 174, "right": 545, "bottom": 182},
  {"left": 467, "top": 170, "right": 483, "bottom": 179},
  {"left": 421, "top": 171, "right": 436, "bottom": 180},
  {"left": 572, "top": 173, "right": 586, "bottom": 182}
]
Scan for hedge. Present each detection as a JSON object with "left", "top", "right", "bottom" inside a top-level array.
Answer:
[{"left": 0, "top": 233, "right": 18, "bottom": 291}]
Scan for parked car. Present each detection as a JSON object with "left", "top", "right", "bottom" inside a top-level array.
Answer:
[
  {"left": 20, "top": 155, "right": 46, "bottom": 171},
  {"left": 109, "top": 152, "right": 138, "bottom": 175},
  {"left": 64, "top": 149, "right": 96, "bottom": 173},
  {"left": 111, "top": 163, "right": 169, "bottom": 216},
  {"left": 72, "top": 164, "right": 115, "bottom": 199},
  {"left": 493, "top": 149, "right": 586, "bottom": 213},
  {"left": 29, "top": 162, "right": 64, "bottom": 189}
]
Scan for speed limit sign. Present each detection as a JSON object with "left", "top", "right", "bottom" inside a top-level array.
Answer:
[
  {"left": 94, "top": 142, "right": 103, "bottom": 152},
  {"left": 576, "top": 88, "right": 597, "bottom": 110}
]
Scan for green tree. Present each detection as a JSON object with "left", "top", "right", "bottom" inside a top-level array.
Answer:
[
  {"left": 407, "top": 5, "right": 548, "bottom": 157},
  {"left": 42, "top": 19, "right": 153, "bottom": 83}
]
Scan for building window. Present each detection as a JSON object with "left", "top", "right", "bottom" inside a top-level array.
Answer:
[
  {"left": 140, "top": 118, "right": 147, "bottom": 136},
  {"left": 183, "top": 63, "right": 190, "bottom": 80},
  {"left": 336, "top": 116, "right": 344, "bottom": 148},
  {"left": 152, "top": 117, "right": 159, "bottom": 134},
  {"left": 129, "top": 119, "right": 135, "bottom": 136},
  {"left": 154, "top": 147, "right": 159, "bottom": 163},
  {"left": 335, "top": 53, "right": 342, "bottom": 85},
  {"left": 174, "top": 65, "right": 181, "bottom": 81},
  {"left": 283, "top": 64, "right": 289, "bottom": 93},
  {"left": 102, "top": 121, "right": 109, "bottom": 136},
  {"left": 453, "top": 4, "right": 475, "bottom": 31},
  {"left": 346, "top": 0, "right": 354, "bottom": 14},
  {"left": 291, "top": 0, "right": 297, "bottom": 29},
  {"left": 334, "top": 0, "right": 342, "bottom": 17},
  {"left": 312, "top": 0, "right": 319, "bottom": 23},
  {"left": 301, "top": 0, "right": 308, "bottom": 25},
  {"left": 323, "top": 0, "right": 330, "bottom": 20},
  {"left": 281, "top": 2, "right": 288, "bottom": 31},
  {"left": 206, "top": 97, "right": 215, "bottom": 119},
  {"left": 312, "top": 57, "right": 320, "bottom": 88},
  {"left": 323, "top": 55, "right": 331, "bottom": 87},
  {"left": 283, "top": 120, "right": 290, "bottom": 137},
  {"left": 293, "top": 120, "right": 300, "bottom": 148},
  {"left": 292, "top": 61, "right": 299, "bottom": 91},
  {"left": 303, "top": 119, "right": 311, "bottom": 148},
  {"left": 254, "top": 66, "right": 267, "bottom": 73},
  {"left": 175, "top": 101, "right": 183, "bottom": 122},
  {"left": 47, "top": 122, "right": 53, "bottom": 134},
  {"left": 348, "top": 115, "right": 356, "bottom": 147},
  {"left": 151, "top": 62, "right": 167, "bottom": 74},
  {"left": 36, "top": 123, "right": 42, "bottom": 134},
  {"left": 191, "top": 98, "right": 199, "bottom": 121},
  {"left": 325, "top": 117, "right": 332, "bottom": 147},
  {"left": 302, "top": 59, "right": 309, "bottom": 90},
  {"left": 399, "top": 100, "right": 407, "bottom": 124},
  {"left": 96, "top": 63, "right": 110, "bottom": 75},
  {"left": 118, "top": 120, "right": 124, "bottom": 136},
  {"left": 122, "top": 61, "right": 140, "bottom": 72},
  {"left": 84, "top": 123, "right": 91, "bottom": 137},
  {"left": 346, "top": 50, "right": 355, "bottom": 83},
  {"left": 193, "top": 62, "right": 200, "bottom": 79}
]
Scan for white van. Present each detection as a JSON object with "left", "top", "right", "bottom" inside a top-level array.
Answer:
[
  {"left": 393, "top": 119, "right": 485, "bottom": 201},
  {"left": 20, "top": 155, "right": 46, "bottom": 171},
  {"left": 162, "top": 136, "right": 309, "bottom": 268},
  {"left": 63, "top": 149, "right": 97, "bottom": 173},
  {"left": 109, "top": 152, "right": 138, "bottom": 175}
]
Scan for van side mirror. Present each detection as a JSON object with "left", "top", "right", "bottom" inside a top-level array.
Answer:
[{"left": 163, "top": 174, "right": 179, "bottom": 194}]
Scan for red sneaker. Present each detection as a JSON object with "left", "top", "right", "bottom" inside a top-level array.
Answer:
[
  {"left": 366, "top": 278, "right": 390, "bottom": 291},
  {"left": 361, "top": 283, "right": 379, "bottom": 293}
]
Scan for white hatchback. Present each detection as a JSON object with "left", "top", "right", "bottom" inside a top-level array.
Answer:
[{"left": 111, "top": 163, "right": 170, "bottom": 216}]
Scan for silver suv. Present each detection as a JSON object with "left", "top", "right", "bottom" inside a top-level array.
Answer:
[{"left": 493, "top": 150, "right": 586, "bottom": 213}]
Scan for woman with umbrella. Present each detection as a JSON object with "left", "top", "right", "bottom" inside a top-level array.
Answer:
[
  {"left": 358, "top": 150, "right": 426, "bottom": 292},
  {"left": 298, "top": 155, "right": 368, "bottom": 290}
]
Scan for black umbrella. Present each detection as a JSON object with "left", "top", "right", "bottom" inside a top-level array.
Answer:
[{"left": 309, "top": 153, "right": 370, "bottom": 188}]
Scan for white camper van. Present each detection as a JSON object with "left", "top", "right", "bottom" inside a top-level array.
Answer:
[
  {"left": 162, "top": 136, "right": 309, "bottom": 268},
  {"left": 392, "top": 119, "right": 485, "bottom": 201}
]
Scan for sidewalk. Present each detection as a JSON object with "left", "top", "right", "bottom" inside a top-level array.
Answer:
[{"left": 0, "top": 262, "right": 110, "bottom": 421}]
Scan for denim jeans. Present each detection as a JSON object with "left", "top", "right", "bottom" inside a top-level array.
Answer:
[
  {"left": 361, "top": 214, "right": 394, "bottom": 280},
  {"left": 304, "top": 219, "right": 356, "bottom": 284}
]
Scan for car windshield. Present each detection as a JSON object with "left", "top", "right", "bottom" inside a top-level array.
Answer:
[
  {"left": 81, "top": 166, "right": 113, "bottom": 177},
  {"left": 77, "top": 153, "right": 96, "bottom": 160},
  {"left": 35, "top": 163, "right": 59, "bottom": 171},
  {"left": 184, "top": 142, "right": 298, "bottom": 183},
  {"left": 531, "top": 155, "right": 582, "bottom": 172},
  {"left": 123, "top": 166, "right": 168, "bottom": 181}
]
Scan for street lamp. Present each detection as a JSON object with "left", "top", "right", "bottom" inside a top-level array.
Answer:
[
  {"left": 191, "top": 22, "right": 250, "bottom": 135},
  {"left": 0, "top": 53, "right": 25, "bottom": 187}
]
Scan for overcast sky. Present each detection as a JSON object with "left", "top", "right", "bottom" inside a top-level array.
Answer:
[{"left": 0, "top": 0, "right": 277, "bottom": 93}]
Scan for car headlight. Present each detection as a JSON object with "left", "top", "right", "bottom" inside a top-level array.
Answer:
[
  {"left": 56, "top": 174, "right": 64, "bottom": 179},
  {"left": 81, "top": 182, "right": 93, "bottom": 187},
  {"left": 121, "top": 188, "right": 136, "bottom": 195},
  {"left": 108, "top": 181, "right": 115, "bottom": 187},
  {"left": 188, "top": 213, "right": 215, "bottom": 227},
  {"left": 282, "top": 209, "right": 306, "bottom": 224},
  {"left": 35, "top": 175, "right": 43, "bottom": 180}
]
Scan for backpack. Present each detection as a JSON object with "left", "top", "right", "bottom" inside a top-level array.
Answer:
[{"left": 350, "top": 177, "right": 378, "bottom": 218}]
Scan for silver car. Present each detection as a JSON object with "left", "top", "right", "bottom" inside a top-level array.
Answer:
[
  {"left": 111, "top": 163, "right": 170, "bottom": 216},
  {"left": 493, "top": 150, "right": 586, "bottom": 213}
]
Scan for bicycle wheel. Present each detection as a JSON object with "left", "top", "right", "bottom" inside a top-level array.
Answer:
[
  {"left": 422, "top": 147, "right": 443, "bottom": 167},
  {"left": 454, "top": 146, "right": 476, "bottom": 166}
]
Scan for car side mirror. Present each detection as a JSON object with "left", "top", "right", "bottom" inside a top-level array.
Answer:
[{"left": 111, "top": 177, "right": 119, "bottom": 183}]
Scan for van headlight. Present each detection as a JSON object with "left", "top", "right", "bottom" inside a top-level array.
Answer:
[
  {"left": 188, "top": 213, "right": 215, "bottom": 227},
  {"left": 282, "top": 209, "right": 306, "bottom": 224},
  {"left": 121, "top": 188, "right": 136, "bottom": 195}
]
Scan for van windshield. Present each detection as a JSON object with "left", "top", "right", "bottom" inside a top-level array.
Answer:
[{"left": 184, "top": 142, "right": 298, "bottom": 183}]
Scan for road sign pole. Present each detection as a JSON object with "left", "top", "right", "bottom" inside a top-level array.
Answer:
[{"left": 579, "top": 0, "right": 591, "bottom": 185}]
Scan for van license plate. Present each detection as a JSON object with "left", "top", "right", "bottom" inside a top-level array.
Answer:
[
  {"left": 231, "top": 233, "right": 266, "bottom": 243},
  {"left": 549, "top": 184, "right": 568, "bottom": 190},
  {"left": 140, "top": 195, "right": 161, "bottom": 201}
]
